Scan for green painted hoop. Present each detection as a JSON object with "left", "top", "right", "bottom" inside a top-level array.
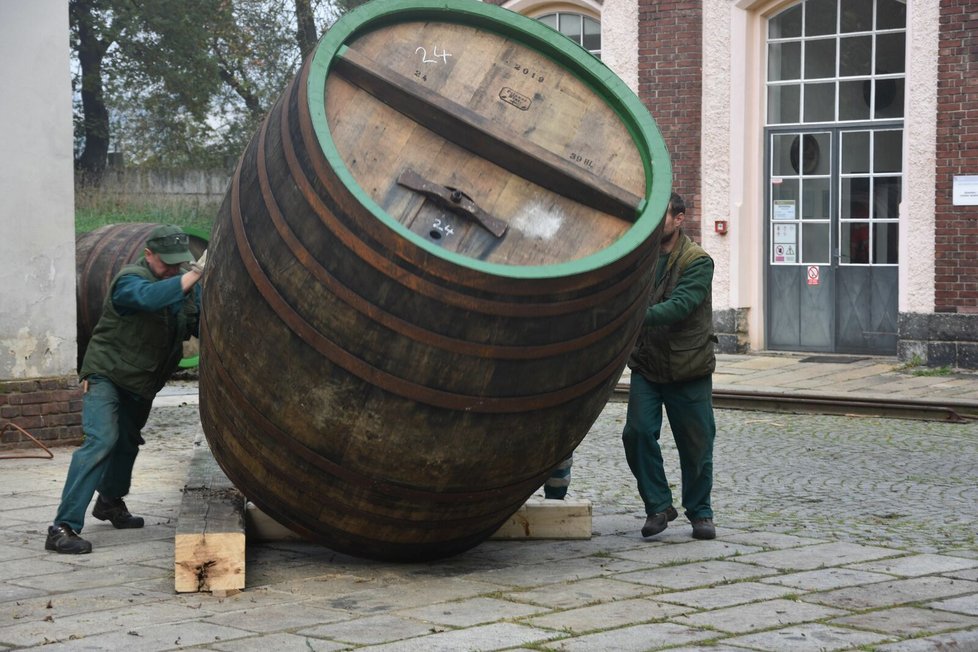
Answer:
[
  {"left": 177, "top": 225, "right": 211, "bottom": 369},
  {"left": 307, "top": 0, "right": 671, "bottom": 280}
]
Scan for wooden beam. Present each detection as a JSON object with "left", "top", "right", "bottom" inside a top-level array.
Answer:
[
  {"left": 174, "top": 438, "right": 246, "bottom": 593},
  {"left": 490, "top": 497, "right": 592, "bottom": 540}
]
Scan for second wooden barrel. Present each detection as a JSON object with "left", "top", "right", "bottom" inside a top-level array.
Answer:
[
  {"left": 199, "top": 0, "right": 672, "bottom": 561},
  {"left": 76, "top": 223, "right": 208, "bottom": 371}
]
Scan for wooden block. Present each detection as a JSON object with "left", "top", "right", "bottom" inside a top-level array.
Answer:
[
  {"left": 245, "top": 502, "right": 304, "bottom": 542},
  {"left": 490, "top": 498, "right": 592, "bottom": 540},
  {"left": 174, "top": 437, "right": 246, "bottom": 593}
]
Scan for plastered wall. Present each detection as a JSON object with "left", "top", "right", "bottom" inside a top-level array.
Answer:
[{"left": 0, "top": 0, "right": 77, "bottom": 379}]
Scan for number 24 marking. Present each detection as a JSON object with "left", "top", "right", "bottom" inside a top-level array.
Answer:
[{"left": 416, "top": 46, "right": 452, "bottom": 64}]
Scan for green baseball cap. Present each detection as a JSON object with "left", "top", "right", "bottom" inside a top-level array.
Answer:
[{"left": 146, "top": 225, "right": 194, "bottom": 265}]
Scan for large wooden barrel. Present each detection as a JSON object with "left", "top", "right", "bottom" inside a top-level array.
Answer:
[
  {"left": 199, "top": 0, "right": 671, "bottom": 561},
  {"left": 75, "top": 223, "right": 208, "bottom": 371}
]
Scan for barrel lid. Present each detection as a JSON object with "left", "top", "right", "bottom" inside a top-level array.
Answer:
[{"left": 307, "top": 0, "right": 671, "bottom": 279}]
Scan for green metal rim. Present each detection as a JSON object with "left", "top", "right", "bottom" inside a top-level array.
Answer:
[
  {"left": 307, "top": 0, "right": 672, "bottom": 280},
  {"left": 178, "top": 225, "right": 211, "bottom": 370}
]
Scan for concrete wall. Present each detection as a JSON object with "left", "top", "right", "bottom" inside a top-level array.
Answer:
[
  {"left": 0, "top": 0, "right": 83, "bottom": 448},
  {"left": 0, "top": 0, "right": 76, "bottom": 379}
]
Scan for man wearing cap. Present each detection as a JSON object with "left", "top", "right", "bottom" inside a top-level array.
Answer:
[{"left": 46, "top": 225, "right": 206, "bottom": 554}]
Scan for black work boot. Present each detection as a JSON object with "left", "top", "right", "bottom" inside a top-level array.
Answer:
[
  {"left": 46, "top": 523, "right": 92, "bottom": 554},
  {"left": 641, "top": 506, "right": 678, "bottom": 537},
  {"left": 92, "top": 494, "right": 144, "bottom": 529}
]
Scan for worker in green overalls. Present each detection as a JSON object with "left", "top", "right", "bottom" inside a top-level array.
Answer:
[{"left": 623, "top": 192, "right": 718, "bottom": 540}]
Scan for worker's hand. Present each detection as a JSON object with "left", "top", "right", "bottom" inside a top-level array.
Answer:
[{"left": 190, "top": 249, "right": 207, "bottom": 274}]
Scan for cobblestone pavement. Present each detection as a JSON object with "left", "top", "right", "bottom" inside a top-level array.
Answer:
[
  {"left": 2, "top": 360, "right": 978, "bottom": 651},
  {"left": 573, "top": 404, "right": 978, "bottom": 557}
]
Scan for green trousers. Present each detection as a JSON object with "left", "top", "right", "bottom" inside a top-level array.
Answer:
[{"left": 622, "top": 372, "right": 715, "bottom": 520}]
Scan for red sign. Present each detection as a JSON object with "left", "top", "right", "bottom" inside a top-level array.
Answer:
[{"left": 807, "top": 265, "right": 820, "bottom": 286}]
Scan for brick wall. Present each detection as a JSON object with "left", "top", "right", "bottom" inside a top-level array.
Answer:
[
  {"left": 0, "top": 377, "right": 83, "bottom": 449},
  {"left": 935, "top": 0, "right": 978, "bottom": 313},
  {"left": 637, "top": 0, "right": 703, "bottom": 240}
]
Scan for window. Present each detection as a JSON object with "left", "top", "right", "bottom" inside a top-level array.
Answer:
[
  {"left": 766, "top": 0, "right": 906, "bottom": 125},
  {"left": 538, "top": 12, "right": 601, "bottom": 58}
]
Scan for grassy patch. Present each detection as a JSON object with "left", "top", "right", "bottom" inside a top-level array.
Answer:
[{"left": 75, "top": 188, "right": 218, "bottom": 235}]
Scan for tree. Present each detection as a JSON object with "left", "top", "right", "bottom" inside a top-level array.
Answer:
[
  {"left": 72, "top": 0, "right": 368, "bottom": 175},
  {"left": 71, "top": 0, "right": 135, "bottom": 184}
]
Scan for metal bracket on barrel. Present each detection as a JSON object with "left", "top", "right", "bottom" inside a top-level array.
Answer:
[{"left": 396, "top": 169, "right": 508, "bottom": 238}]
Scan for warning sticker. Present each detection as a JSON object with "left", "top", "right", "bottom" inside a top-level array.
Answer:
[{"left": 807, "top": 265, "right": 820, "bottom": 285}]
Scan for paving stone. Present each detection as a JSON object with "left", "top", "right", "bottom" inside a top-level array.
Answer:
[
  {"left": 345, "top": 622, "right": 564, "bottom": 652},
  {"left": 759, "top": 567, "right": 897, "bottom": 591},
  {"left": 504, "top": 577, "right": 661, "bottom": 609},
  {"left": 722, "top": 623, "right": 893, "bottom": 651},
  {"left": 929, "top": 592, "right": 978, "bottom": 616},
  {"left": 719, "top": 531, "right": 827, "bottom": 549},
  {"left": 522, "top": 597, "right": 687, "bottom": 633},
  {"left": 540, "top": 621, "right": 715, "bottom": 651},
  {"left": 30, "top": 620, "right": 253, "bottom": 651},
  {"left": 671, "top": 598, "right": 848, "bottom": 634},
  {"left": 847, "top": 553, "right": 978, "bottom": 577},
  {"left": 0, "top": 557, "right": 74, "bottom": 582},
  {"left": 0, "top": 601, "right": 220, "bottom": 647},
  {"left": 801, "top": 576, "right": 978, "bottom": 610},
  {"left": 873, "top": 627, "right": 978, "bottom": 651},
  {"left": 2, "top": 585, "right": 173, "bottom": 621},
  {"left": 614, "top": 560, "right": 779, "bottom": 590},
  {"left": 208, "top": 631, "right": 347, "bottom": 651},
  {"left": 459, "top": 557, "right": 610, "bottom": 588},
  {"left": 654, "top": 581, "right": 799, "bottom": 609},
  {"left": 396, "top": 596, "right": 548, "bottom": 626},
  {"left": 735, "top": 541, "right": 903, "bottom": 571},
  {"left": 297, "top": 613, "right": 440, "bottom": 645},
  {"left": 9, "top": 560, "right": 168, "bottom": 592},
  {"left": 944, "top": 567, "right": 978, "bottom": 581},
  {"left": 610, "top": 540, "right": 761, "bottom": 566},
  {"left": 830, "top": 605, "right": 978, "bottom": 637},
  {"left": 203, "top": 600, "right": 354, "bottom": 632}
]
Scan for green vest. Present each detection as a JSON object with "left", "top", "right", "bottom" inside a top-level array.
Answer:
[
  {"left": 80, "top": 261, "right": 197, "bottom": 399},
  {"left": 629, "top": 233, "right": 716, "bottom": 383}
]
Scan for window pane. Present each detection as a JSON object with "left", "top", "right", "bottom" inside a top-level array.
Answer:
[
  {"left": 874, "top": 177, "right": 902, "bottom": 219},
  {"left": 877, "top": 0, "right": 907, "bottom": 30},
  {"left": 876, "top": 33, "right": 906, "bottom": 74},
  {"left": 768, "top": 84, "right": 800, "bottom": 123},
  {"left": 769, "top": 41, "right": 801, "bottom": 81},
  {"left": 789, "top": 133, "right": 830, "bottom": 176},
  {"left": 559, "top": 13, "right": 583, "bottom": 44},
  {"left": 839, "top": 80, "right": 871, "bottom": 120},
  {"left": 842, "top": 131, "right": 870, "bottom": 173},
  {"left": 805, "top": 0, "right": 837, "bottom": 36},
  {"left": 873, "top": 222, "right": 898, "bottom": 264},
  {"left": 874, "top": 77, "right": 904, "bottom": 119},
  {"left": 804, "top": 38, "right": 836, "bottom": 79},
  {"left": 773, "top": 179, "right": 800, "bottom": 209},
  {"left": 841, "top": 177, "right": 871, "bottom": 219},
  {"left": 842, "top": 222, "right": 870, "bottom": 263},
  {"left": 773, "top": 134, "right": 799, "bottom": 176},
  {"left": 769, "top": 3, "right": 802, "bottom": 38},
  {"left": 538, "top": 13, "right": 556, "bottom": 29},
  {"left": 582, "top": 17, "right": 600, "bottom": 52},
  {"left": 839, "top": 35, "right": 871, "bottom": 76},
  {"left": 840, "top": 0, "right": 873, "bottom": 33},
  {"left": 802, "top": 223, "right": 831, "bottom": 263},
  {"left": 874, "top": 130, "right": 902, "bottom": 173},
  {"left": 802, "top": 177, "right": 831, "bottom": 219},
  {"left": 803, "top": 82, "right": 835, "bottom": 122}
]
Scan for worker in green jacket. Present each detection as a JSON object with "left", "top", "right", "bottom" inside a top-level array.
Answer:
[
  {"left": 623, "top": 192, "right": 718, "bottom": 540},
  {"left": 46, "top": 225, "right": 206, "bottom": 554}
]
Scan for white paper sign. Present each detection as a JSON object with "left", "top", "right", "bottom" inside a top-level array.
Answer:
[
  {"left": 773, "top": 200, "right": 796, "bottom": 220},
  {"left": 953, "top": 175, "right": 978, "bottom": 206},
  {"left": 774, "top": 223, "right": 797, "bottom": 244}
]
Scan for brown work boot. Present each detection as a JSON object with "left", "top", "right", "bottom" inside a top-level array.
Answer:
[
  {"left": 641, "top": 506, "right": 678, "bottom": 537},
  {"left": 691, "top": 518, "right": 716, "bottom": 540},
  {"left": 92, "top": 494, "right": 144, "bottom": 529}
]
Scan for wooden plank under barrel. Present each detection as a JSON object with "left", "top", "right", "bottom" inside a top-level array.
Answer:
[{"left": 198, "top": 0, "right": 672, "bottom": 561}]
